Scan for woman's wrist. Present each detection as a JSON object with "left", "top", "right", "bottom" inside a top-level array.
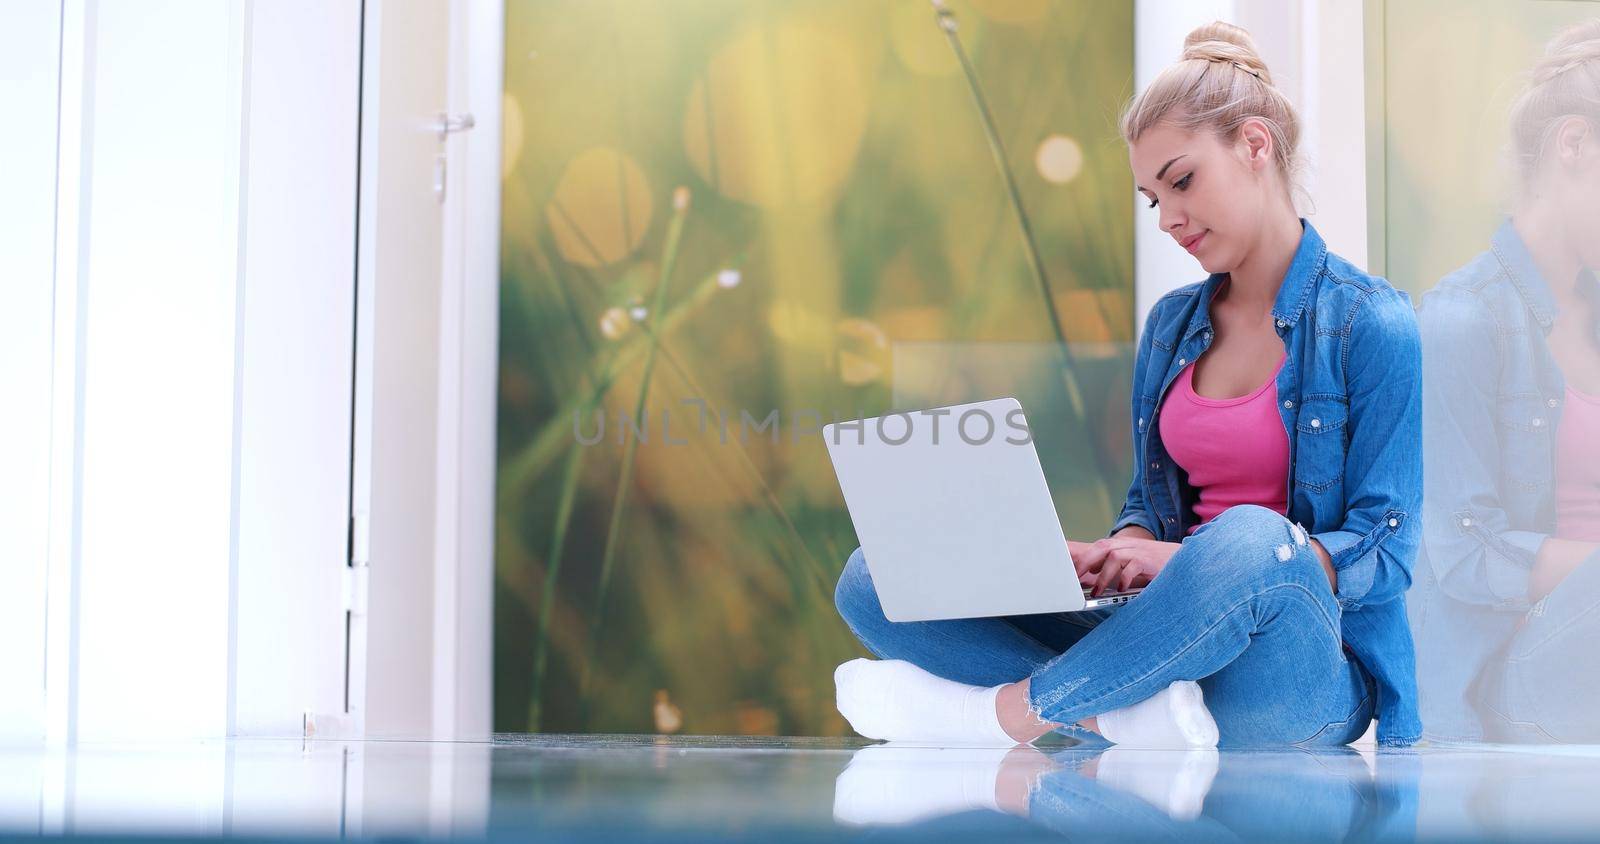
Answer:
[
  {"left": 1310, "top": 538, "right": 1337, "bottom": 592},
  {"left": 1530, "top": 538, "right": 1597, "bottom": 601},
  {"left": 1111, "top": 525, "right": 1156, "bottom": 541}
]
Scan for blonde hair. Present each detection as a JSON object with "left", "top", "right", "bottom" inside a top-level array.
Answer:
[
  {"left": 1118, "top": 21, "right": 1302, "bottom": 194},
  {"left": 1508, "top": 18, "right": 1600, "bottom": 194}
]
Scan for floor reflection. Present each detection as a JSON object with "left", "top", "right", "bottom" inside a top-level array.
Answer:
[{"left": 1, "top": 735, "right": 1599, "bottom": 840}]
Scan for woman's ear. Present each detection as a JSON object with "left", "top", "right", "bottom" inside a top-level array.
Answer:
[
  {"left": 1555, "top": 116, "right": 1592, "bottom": 168},
  {"left": 1237, "top": 118, "right": 1274, "bottom": 173}
]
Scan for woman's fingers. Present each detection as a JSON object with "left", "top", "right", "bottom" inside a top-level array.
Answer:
[
  {"left": 1067, "top": 540, "right": 1089, "bottom": 576},
  {"left": 1078, "top": 538, "right": 1161, "bottom": 590},
  {"left": 1119, "top": 560, "right": 1148, "bottom": 592},
  {"left": 1077, "top": 561, "right": 1101, "bottom": 586},
  {"left": 1092, "top": 553, "right": 1124, "bottom": 597},
  {"left": 1070, "top": 540, "right": 1106, "bottom": 577},
  {"left": 1093, "top": 549, "right": 1160, "bottom": 595}
]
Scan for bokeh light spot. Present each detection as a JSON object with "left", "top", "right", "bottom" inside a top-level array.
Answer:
[
  {"left": 836, "top": 317, "right": 889, "bottom": 386},
  {"left": 1035, "top": 134, "right": 1084, "bottom": 184},
  {"left": 684, "top": 20, "right": 868, "bottom": 207},
  {"left": 598, "top": 307, "right": 630, "bottom": 341},
  {"left": 545, "top": 147, "right": 653, "bottom": 268}
]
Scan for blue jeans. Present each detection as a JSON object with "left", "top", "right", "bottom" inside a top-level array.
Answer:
[
  {"left": 834, "top": 504, "right": 1376, "bottom": 747},
  {"left": 1473, "top": 551, "right": 1600, "bottom": 743}
]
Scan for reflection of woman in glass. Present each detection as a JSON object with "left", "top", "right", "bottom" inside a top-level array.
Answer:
[
  {"left": 1411, "top": 19, "right": 1600, "bottom": 743},
  {"left": 831, "top": 22, "right": 1423, "bottom": 748}
]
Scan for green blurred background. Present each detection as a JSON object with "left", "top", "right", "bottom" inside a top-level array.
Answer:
[
  {"left": 1375, "top": 0, "right": 1600, "bottom": 293},
  {"left": 494, "top": 0, "right": 1138, "bottom": 735}
]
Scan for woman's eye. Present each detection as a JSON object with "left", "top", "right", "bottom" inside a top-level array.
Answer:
[
  {"left": 1146, "top": 196, "right": 1158, "bottom": 209},
  {"left": 1174, "top": 173, "right": 1193, "bottom": 191}
]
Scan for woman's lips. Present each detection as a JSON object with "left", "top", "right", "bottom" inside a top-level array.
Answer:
[{"left": 1183, "top": 230, "right": 1208, "bottom": 254}]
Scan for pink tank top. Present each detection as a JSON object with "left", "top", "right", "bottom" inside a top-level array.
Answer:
[
  {"left": 1158, "top": 353, "right": 1291, "bottom": 535},
  {"left": 1555, "top": 384, "right": 1600, "bottom": 542}
]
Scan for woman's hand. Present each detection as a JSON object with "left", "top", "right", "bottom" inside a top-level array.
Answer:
[
  {"left": 1067, "top": 535, "right": 1183, "bottom": 596},
  {"left": 1530, "top": 537, "right": 1597, "bottom": 603}
]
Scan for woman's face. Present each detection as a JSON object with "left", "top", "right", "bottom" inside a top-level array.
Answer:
[{"left": 1129, "top": 120, "right": 1278, "bottom": 275}]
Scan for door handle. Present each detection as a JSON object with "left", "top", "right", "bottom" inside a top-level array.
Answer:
[{"left": 434, "top": 112, "right": 475, "bottom": 139}]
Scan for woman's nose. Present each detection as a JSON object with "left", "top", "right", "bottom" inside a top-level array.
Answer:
[{"left": 1161, "top": 207, "right": 1184, "bottom": 234}]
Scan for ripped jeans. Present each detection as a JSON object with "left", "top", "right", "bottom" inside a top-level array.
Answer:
[{"left": 834, "top": 504, "right": 1376, "bottom": 747}]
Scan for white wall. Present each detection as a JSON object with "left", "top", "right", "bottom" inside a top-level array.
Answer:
[
  {"left": 14, "top": 0, "right": 363, "bottom": 745},
  {"left": 0, "top": 0, "right": 64, "bottom": 749},
  {"left": 1293, "top": 0, "right": 1369, "bottom": 265},
  {"left": 353, "top": 0, "right": 501, "bottom": 743},
  {"left": 2, "top": 0, "right": 499, "bottom": 747},
  {"left": 350, "top": 0, "right": 451, "bottom": 741},
  {"left": 231, "top": 0, "right": 362, "bottom": 738},
  {"left": 432, "top": 0, "right": 503, "bottom": 743},
  {"left": 1132, "top": 0, "right": 1370, "bottom": 329},
  {"left": 69, "top": 0, "right": 246, "bottom": 742}
]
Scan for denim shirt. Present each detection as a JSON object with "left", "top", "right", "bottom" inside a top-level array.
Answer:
[
  {"left": 1408, "top": 219, "right": 1599, "bottom": 741},
  {"left": 1109, "top": 219, "right": 1424, "bottom": 747}
]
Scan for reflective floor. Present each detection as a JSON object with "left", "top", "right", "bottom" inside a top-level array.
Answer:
[{"left": 4, "top": 734, "right": 1600, "bottom": 841}]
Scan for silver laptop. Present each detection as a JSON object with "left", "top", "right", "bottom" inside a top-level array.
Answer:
[{"left": 822, "top": 397, "right": 1140, "bottom": 622}]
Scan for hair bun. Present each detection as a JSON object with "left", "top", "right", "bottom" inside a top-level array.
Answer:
[
  {"left": 1530, "top": 18, "right": 1600, "bottom": 84},
  {"left": 1181, "top": 21, "right": 1272, "bottom": 85},
  {"left": 1546, "top": 17, "right": 1600, "bottom": 53}
]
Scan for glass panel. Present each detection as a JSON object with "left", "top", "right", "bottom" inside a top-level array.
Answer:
[
  {"left": 496, "top": 0, "right": 1137, "bottom": 734},
  {"left": 1387, "top": 0, "right": 1600, "bottom": 745}
]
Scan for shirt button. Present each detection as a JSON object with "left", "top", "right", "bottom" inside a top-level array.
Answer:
[
  {"left": 1388, "top": 518, "right": 1399, "bottom": 527},
  {"left": 1283, "top": 400, "right": 1294, "bottom": 409},
  {"left": 1461, "top": 517, "right": 1472, "bottom": 527},
  {"left": 1548, "top": 398, "right": 1560, "bottom": 408},
  {"left": 1310, "top": 418, "right": 1322, "bottom": 428},
  {"left": 1276, "top": 319, "right": 1288, "bottom": 329},
  {"left": 1532, "top": 417, "right": 1544, "bottom": 427},
  {"left": 1150, "top": 461, "right": 1160, "bottom": 470},
  {"left": 1166, "top": 517, "right": 1177, "bottom": 524},
  {"left": 1178, "top": 357, "right": 1187, "bottom": 366},
  {"left": 1138, "top": 417, "right": 1145, "bottom": 428}
]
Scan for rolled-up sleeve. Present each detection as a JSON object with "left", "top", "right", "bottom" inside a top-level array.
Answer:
[
  {"left": 1310, "top": 287, "right": 1423, "bottom": 609},
  {"left": 1414, "top": 290, "right": 1543, "bottom": 611}
]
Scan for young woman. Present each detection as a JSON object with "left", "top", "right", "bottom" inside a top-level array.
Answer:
[
  {"left": 1410, "top": 19, "right": 1600, "bottom": 744},
  {"left": 832, "top": 21, "right": 1423, "bottom": 749}
]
